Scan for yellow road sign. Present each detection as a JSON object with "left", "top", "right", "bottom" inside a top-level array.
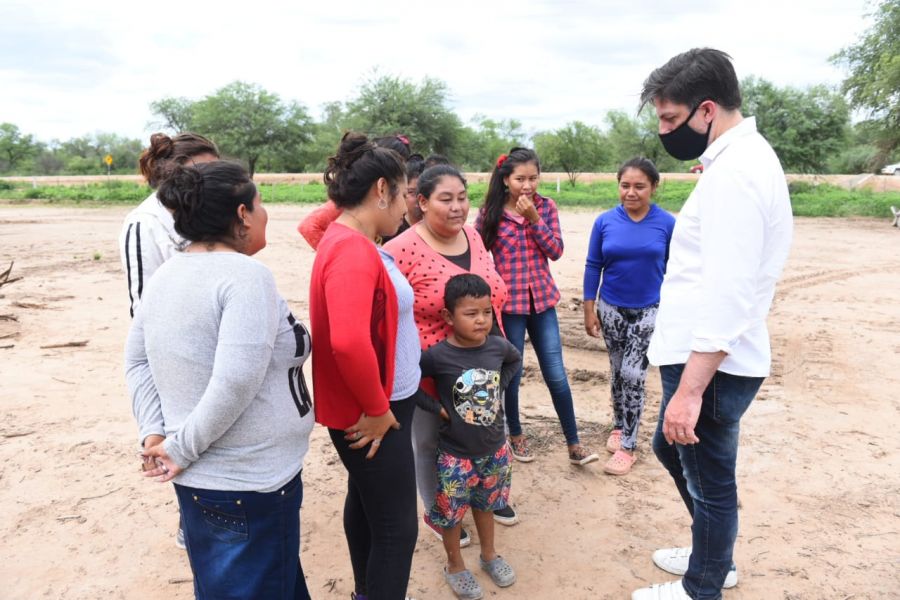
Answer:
[{"left": 104, "top": 154, "right": 113, "bottom": 166}]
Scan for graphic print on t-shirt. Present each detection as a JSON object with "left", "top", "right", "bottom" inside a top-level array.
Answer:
[{"left": 452, "top": 368, "right": 502, "bottom": 426}]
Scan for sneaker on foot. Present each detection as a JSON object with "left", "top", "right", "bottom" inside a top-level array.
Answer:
[
  {"left": 569, "top": 445, "right": 600, "bottom": 466},
  {"left": 423, "top": 514, "right": 471, "bottom": 547},
  {"left": 652, "top": 546, "right": 738, "bottom": 589},
  {"left": 631, "top": 580, "right": 690, "bottom": 600},
  {"left": 508, "top": 436, "right": 534, "bottom": 462},
  {"left": 175, "top": 527, "right": 186, "bottom": 550},
  {"left": 492, "top": 505, "right": 519, "bottom": 526}
]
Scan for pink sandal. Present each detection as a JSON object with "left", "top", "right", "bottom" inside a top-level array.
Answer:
[
  {"left": 603, "top": 449, "right": 636, "bottom": 475},
  {"left": 605, "top": 430, "right": 622, "bottom": 454}
]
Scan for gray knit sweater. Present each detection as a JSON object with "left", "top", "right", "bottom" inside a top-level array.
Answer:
[{"left": 125, "top": 252, "right": 314, "bottom": 492}]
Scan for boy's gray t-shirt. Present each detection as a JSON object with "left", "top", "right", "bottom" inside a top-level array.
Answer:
[
  {"left": 419, "top": 337, "right": 522, "bottom": 459},
  {"left": 125, "top": 252, "right": 314, "bottom": 492}
]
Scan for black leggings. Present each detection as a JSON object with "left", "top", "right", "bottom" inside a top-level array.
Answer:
[{"left": 328, "top": 394, "right": 418, "bottom": 600}]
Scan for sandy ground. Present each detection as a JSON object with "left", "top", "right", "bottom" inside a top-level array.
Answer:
[{"left": 0, "top": 204, "right": 898, "bottom": 600}]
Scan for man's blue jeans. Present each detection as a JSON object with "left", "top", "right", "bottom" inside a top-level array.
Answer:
[
  {"left": 652, "top": 364, "right": 763, "bottom": 600},
  {"left": 174, "top": 470, "right": 310, "bottom": 600},
  {"left": 503, "top": 307, "right": 579, "bottom": 445}
]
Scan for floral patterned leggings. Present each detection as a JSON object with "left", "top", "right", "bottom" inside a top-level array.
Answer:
[{"left": 599, "top": 298, "right": 659, "bottom": 451}]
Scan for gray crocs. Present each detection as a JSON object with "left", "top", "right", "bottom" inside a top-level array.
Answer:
[
  {"left": 444, "top": 567, "right": 484, "bottom": 600},
  {"left": 479, "top": 554, "right": 516, "bottom": 587}
]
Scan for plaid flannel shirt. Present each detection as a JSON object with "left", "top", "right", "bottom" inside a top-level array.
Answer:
[{"left": 475, "top": 194, "right": 563, "bottom": 315}]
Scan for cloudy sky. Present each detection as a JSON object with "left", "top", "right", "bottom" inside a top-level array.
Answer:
[{"left": 0, "top": 0, "right": 874, "bottom": 143}]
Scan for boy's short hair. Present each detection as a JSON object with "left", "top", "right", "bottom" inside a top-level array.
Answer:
[
  {"left": 640, "top": 48, "right": 742, "bottom": 112},
  {"left": 444, "top": 274, "right": 491, "bottom": 313}
]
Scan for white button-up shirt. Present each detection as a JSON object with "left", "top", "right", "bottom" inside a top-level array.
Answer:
[{"left": 647, "top": 117, "right": 793, "bottom": 377}]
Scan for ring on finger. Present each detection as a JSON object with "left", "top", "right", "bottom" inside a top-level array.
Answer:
[{"left": 372, "top": 438, "right": 381, "bottom": 447}]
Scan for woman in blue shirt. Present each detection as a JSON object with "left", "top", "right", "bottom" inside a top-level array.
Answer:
[{"left": 583, "top": 157, "right": 675, "bottom": 476}]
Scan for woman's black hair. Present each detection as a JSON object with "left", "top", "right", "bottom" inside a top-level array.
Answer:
[
  {"left": 416, "top": 164, "right": 467, "bottom": 199},
  {"left": 617, "top": 157, "right": 660, "bottom": 186},
  {"left": 324, "top": 132, "right": 406, "bottom": 209},
  {"left": 479, "top": 147, "right": 540, "bottom": 251},
  {"left": 139, "top": 132, "right": 219, "bottom": 188},
  {"left": 156, "top": 160, "right": 256, "bottom": 243},
  {"left": 406, "top": 154, "right": 426, "bottom": 181},
  {"left": 444, "top": 273, "right": 491, "bottom": 313},
  {"left": 424, "top": 154, "right": 452, "bottom": 168},
  {"left": 373, "top": 135, "right": 411, "bottom": 161}
]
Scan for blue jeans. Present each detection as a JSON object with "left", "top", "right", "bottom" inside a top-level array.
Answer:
[
  {"left": 174, "top": 470, "right": 310, "bottom": 600},
  {"left": 503, "top": 307, "right": 579, "bottom": 445},
  {"left": 652, "top": 364, "right": 764, "bottom": 600}
]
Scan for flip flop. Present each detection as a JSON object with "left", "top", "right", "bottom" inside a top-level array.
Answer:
[
  {"left": 444, "top": 567, "right": 484, "bottom": 599},
  {"left": 603, "top": 449, "right": 636, "bottom": 475}
]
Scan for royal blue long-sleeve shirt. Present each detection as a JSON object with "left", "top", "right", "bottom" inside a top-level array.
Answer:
[{"left": 583, "top": 204, "right": 676, "bottom": 309}]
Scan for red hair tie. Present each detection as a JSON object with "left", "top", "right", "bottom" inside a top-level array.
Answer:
[
  {"left": 396, "top": 134, "right": 410, "bottom": 146},
  {"left": 496, "top": 154, "right": 508, "bottom": 169}
]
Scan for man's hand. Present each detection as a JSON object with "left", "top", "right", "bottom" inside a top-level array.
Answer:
[{"left": 662, "top": 388, "right": 702, "bottom": 445}]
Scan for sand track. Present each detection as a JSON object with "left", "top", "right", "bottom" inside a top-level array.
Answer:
[{"left": 0, "top": 206, "right": 897, "bottom": 599}]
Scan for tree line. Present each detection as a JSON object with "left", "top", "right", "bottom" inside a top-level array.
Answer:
[{"left": 1, "top": 0, "right": 896, "bottom": 181}]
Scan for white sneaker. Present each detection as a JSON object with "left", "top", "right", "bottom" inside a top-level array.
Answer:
[
  {"left": 652, "top": 546, "right": 738, "bottom": 589},
  {"left": 631, "top": 580, "right": 690, "bottom": 600}
]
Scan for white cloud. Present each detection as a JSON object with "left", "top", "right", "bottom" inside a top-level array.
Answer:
[{"left": 0, "top": 0, "right": 873, "bottom": 144}]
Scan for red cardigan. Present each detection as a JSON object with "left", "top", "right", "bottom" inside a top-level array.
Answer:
[
  {"left": 298, "top": 199, "right": 342, "bottom": 250},
  {"left": 310, "top": 222, "right": 398, "bottom": 429}
]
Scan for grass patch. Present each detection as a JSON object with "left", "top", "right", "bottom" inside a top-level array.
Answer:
[{"left": 0, "top": 179, "right": 897, "bottom": 218}]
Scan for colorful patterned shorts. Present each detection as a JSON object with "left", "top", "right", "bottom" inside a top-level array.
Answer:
[{"left": 429, "top": 444, "right": 512, "bottom": 529}]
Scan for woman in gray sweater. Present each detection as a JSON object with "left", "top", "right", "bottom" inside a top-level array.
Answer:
[{"left": 125, "top": 161, "right": 314, "bottom": 600}]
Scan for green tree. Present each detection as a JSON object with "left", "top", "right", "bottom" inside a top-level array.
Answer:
[
  {"left": 742, "top": 77, "right": 850, "bottom": 173},
  {"left": 534, "top": 121, "right": 608, "bottom": 186},
  {"left": 832, "top": 0, "right": 900, "bottom": 164},
  {"left": 153, "top": 82, "right": 314, "bottom": 177},
  {"left": 148, "top": 97, "right": 195, "bottom": 132},
  {"left": 53, "top": 133, "right": 144, "bottom": 175},
  {"left": 293, "top": 101, "right": 347, "bottom": 172},
  {"left": 604, "top": 109, "right": 687, "bottom": 173},
  {"left": 0, "top": 123, "right": 38, "bottom": 173},
  {"left": 343, "top": 74, "right": 463, "bottom": 156},
  {"left": 456, "top": 116, "right": 526, "bottom": 171}
]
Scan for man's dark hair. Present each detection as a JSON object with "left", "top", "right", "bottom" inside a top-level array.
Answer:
[
  {"left": 444, "top": 273, "right": 491, "bottom": 313},
  {"left": 640, "top": 48, "right": 742, "bottom": 111}
]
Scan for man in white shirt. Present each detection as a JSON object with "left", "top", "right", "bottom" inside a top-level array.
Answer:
[{"left": 631, "top": 49, "right": 793, "bottom": 600}]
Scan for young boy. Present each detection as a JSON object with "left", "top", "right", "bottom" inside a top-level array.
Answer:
[{"left": 419, "top": 274, "right": 522, "bottom": 600}]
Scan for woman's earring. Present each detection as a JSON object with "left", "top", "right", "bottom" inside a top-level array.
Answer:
[{"left": 377, "top": 197, "right": 388, "bottom": 210}]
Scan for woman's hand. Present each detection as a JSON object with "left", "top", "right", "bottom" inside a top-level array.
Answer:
[
  {"left": 583, "top": 301, "right": 601, "bottom": 337},
  {"left": 515, "top": 194, "right": 540, "bottom": 224},
  {"left": 141, "top": 441, "right": 183, "bottom": 483},
  {"left": 344, "top": 409, "right": 401, "bottom": 459}
]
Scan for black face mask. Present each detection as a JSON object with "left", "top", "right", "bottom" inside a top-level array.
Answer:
[{"left": 659, "top": 102, "right": 711, "bottom": 161}]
